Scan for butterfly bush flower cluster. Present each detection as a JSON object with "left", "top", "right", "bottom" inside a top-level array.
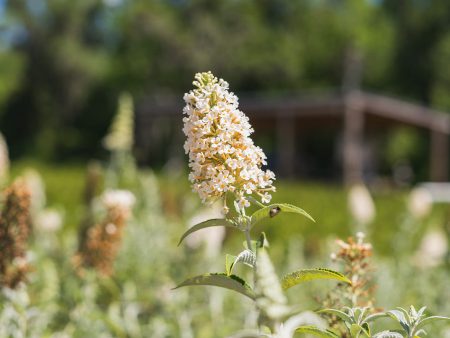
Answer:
[
  {"left": 330, "top": 232, "right": 374, "bottom": 308},
  {"left": 182, "top": 72, "right": 275, "bottom": 212},
  {"left": 74, "top": 189, "right": 135, "bottom": 276},
  {"left": 0, "top": 179, "right": 32, "bottom": 288}
]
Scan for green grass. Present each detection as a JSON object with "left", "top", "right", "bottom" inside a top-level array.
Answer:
[
  {"left": 156, "top": 174, "right": 447, "bottom": 257},
  {"left": 9, "top": 161, "right": 446, "bottom": 256}
]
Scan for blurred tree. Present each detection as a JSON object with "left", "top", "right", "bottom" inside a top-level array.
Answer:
[
  {"left": 0, "top": 0, "right": 447, "bottom": 165},
  {"left": 3, "top": 0, "right": 109, "bottom": 158},
  {"left": 0, "top": 6, "right": 26, "bottom": 118},
  {"left": 382, "top": 0, "right": 450, "bottom": 102},
  {"left": 431, "top": 32, "right": 450, "bottom": 111}
]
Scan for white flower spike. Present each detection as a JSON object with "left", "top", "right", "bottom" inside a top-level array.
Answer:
[{"left": 182, "top": 72, "right": 275, "bottom": 212}]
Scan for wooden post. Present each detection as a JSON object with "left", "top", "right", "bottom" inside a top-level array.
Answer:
[
  {"left": 276, "top": 115, "right": 296, "bottom": 178},
  {"left": 430, "top": 129, "right": 449, "bottom": 181},
  {"left": 343, "top": 91, "right": 365, "bottom": 186}
]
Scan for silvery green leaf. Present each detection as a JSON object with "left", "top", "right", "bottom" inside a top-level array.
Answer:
[
  {"left": 250, "top": 203, "right": 315, "bottom": 227},
  {"left": 415, "top": 328, "right": 427, "bottom": 337},
  {"left": 373, "top": 331, "right": 404, "bottom": 338},
  {"left": 317, "top": 309, "right": 353, "bottom": 323},
  {"left": 226, "top": 254, "right": 238, "bottom": 276},
  {"left": 174, "top": 273, "right": 255, "bottom": 300},
  {"left": 365, "top": 312, "right": 389, "bottom": 323},
  {"left": 255, "top": 248, "right": 286, "bottom": 303},
  {"left": 350, "top": 324, "right": 363, "bottom": 337},
  {"left": 416, "top": 315, "right": 450, "bottom": 331},
  {"left": 417, "top": 307, "right": 427, "bottom": 318},
  {"left": 295, "top": 326, "right": 340, "bottom": 337},
  {"left": 178, "top": 219, "right": 236, "bottom": 245},
  {"left": 227, "top": 330, "right": 270, "bottom": 338},
  {"left": 281, "top": 268, "right": 351, "bottom": 290},
  {"left": 387, "top": 310, "right": 410, "bottom": 334},
  {"left": 396, "top": 307, "right": 411, "bottom": 322},
  {"left": 361, "top": 322, "right": 371, "bottom": 336},
  {"left": 226, "top": 250, "right": 256, "bottom": 276},
  {"left": 410, "top": 306, "right": 418, "bottom": 319},
  {"left": 357, "top": 307, "right": 369, "bottom": 324}
]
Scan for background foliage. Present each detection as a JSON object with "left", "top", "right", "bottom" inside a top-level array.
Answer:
[{"left": 1, "top": 0, "right": 450, "bottom": 163}]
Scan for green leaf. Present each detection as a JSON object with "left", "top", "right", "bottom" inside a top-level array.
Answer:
[
  {"left": 228, "top": 331, "right": 270, "bottom": 338},
  {"left": 350, "top": 324, "right": 363, "bottom": 337},
  {"left": 226, "top": 254, "right": 238, "bottom": 276},
  {"left": 250, "top": 203, "right": 315, "bottom": 227},
  {"left": 225, "top": 250, "right": 256, "bottom": 276},
  {"left": 174, "top": 273, "right": 255, "bottom": 300},
  {"left": 258, "top": 232, "right": 268, "bottom": 248},
  {"left": 396, "top": 307, "right": 411, "bottom": 321},
  {"left": 361, "top": 322, "right": 371, "bottom": 337},
  {"left": 355, "top": 307, "right": 368, "bottom": 324},
  {"left": 365, "top": 312, "right": 389, "bottom": 323},
  {"left": 295, "top": 325, "right": 340, "bottom": 337},
  {"left": 416, "top": 316, "right": 450, "bottom": 330},
  {"left": 281, "top": 268, "right": 351, "bottom": 290},
  {"left": 417, "top": 307, "right": 427, "bottom": 318},
  {"left": 178, "top": 219, "right": 236, "bottom": 246},
  {"left": 317, "top": 309, "right": 353, "bottom": 323},
  {"left": 387, "top": 310, "right": 410, "bottom": 334}
]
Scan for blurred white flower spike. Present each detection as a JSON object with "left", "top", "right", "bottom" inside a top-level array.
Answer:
[
  {"left": 182, "top": 71, "right": 275, "bottom": 212},
  {"left": 0, "top": 132, "right": 9, "bottom": 184},
  {"left": 348, "top": 184, "right": 375, "bottom": 226},
  {"left": 101, "top": 189, "right": 135, "bottom": 213},
  {"left": 103, "top": 92, "right": 134, "bottom": 152}
]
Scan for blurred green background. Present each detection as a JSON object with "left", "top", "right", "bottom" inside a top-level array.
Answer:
[
  {"left": 1, "top": 0, "right": 450, "bottom": 166},
  {"left": 0, "top": 2, "right": 450, "bottom": 336}
]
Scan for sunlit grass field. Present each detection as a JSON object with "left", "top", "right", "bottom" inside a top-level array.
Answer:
[{"left": 11, "top": 160, "right": 447, "bottom": 256}]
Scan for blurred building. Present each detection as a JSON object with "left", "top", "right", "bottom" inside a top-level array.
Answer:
[{"left": 136, "top": 90, "right": 450, "bottom": 185}]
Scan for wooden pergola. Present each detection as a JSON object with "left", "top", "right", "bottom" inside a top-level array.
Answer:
[{"left": 136, "top": 90, "right": 450, "bottom": 184}]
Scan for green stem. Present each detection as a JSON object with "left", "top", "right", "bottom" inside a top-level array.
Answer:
[
  {"left": 244, "top": 229, "right": 253, "bottom": 252},
  {"left": 248, "top": 195, "right": 265, "bottom": 208}
]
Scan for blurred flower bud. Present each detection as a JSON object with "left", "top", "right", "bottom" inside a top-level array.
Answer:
[
  {"left": 414, "top": 229, "right": 448, "bottom": 268},
  {"left": 408, "top": 187, "right": 433, "bottom": 219},
  {"left": 0, "top": 133, "right": 9, "bottom": 184},
  {"left": 35, "top": 208, "right": 63, "bottom": 232},
  {"left": 348, "top": 184, "right": 375, "bottom": 225}
]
